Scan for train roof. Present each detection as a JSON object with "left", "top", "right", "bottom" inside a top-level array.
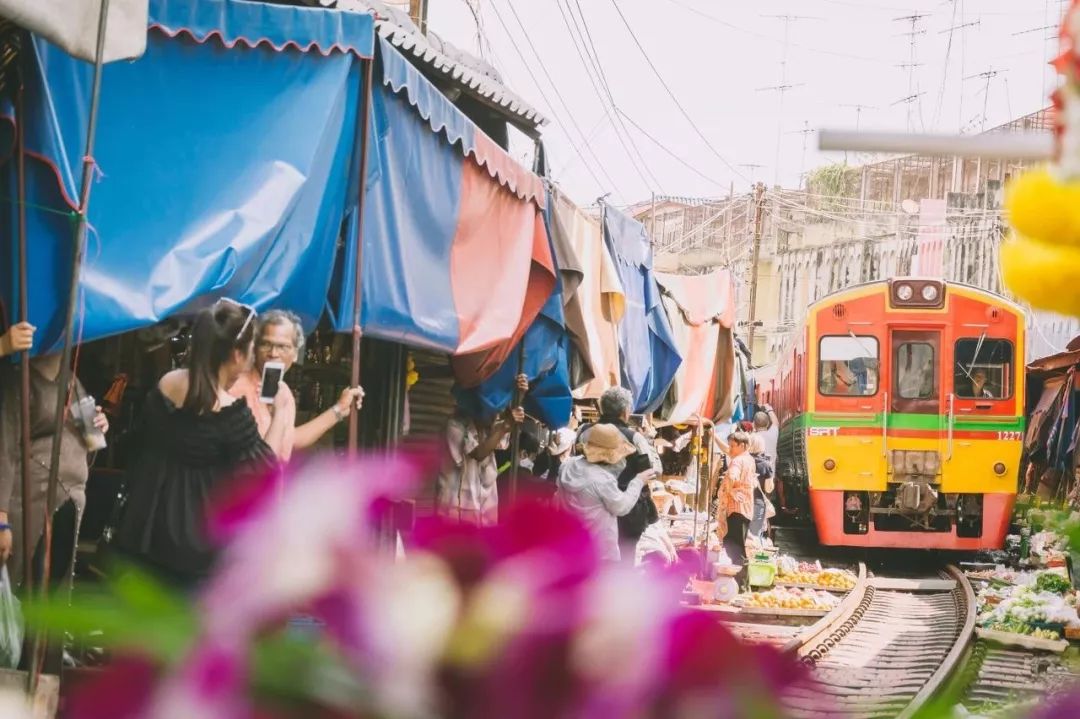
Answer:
[{"left": 809, "top": 278, "right": 1026, "bottom": 315}]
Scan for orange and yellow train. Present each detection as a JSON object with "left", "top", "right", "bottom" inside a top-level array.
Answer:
[{"left": 764, "top": 278, "right": 1025, "bottom": 550}]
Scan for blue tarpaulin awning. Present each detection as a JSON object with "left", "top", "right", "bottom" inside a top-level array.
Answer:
[
  {"left": 2, "top": 0, "right": 376, "bottom": 352},
  {"left": 602, "top": 204, "right": 681, "bottom": 413},
  {"left": 332, "top": 35, "right": 555, "bottom": 389}
]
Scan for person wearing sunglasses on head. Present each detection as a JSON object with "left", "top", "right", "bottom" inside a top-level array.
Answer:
[
  {"left": 230, "top": 310, "right": 363, "bottom": 461},
  {"left": 113, "top": 299, "right": 292, "bottom": 589},
  {"left": 0, "top": 321, "right": 109, "bottom": 593}
]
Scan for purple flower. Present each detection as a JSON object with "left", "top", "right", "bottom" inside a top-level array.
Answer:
[
  {"left": 1029, "top": 688, "right": 1080, "bottom": 719},
  {"left": 65, "top": 655, "right": 159, "bottom": 719},
  {"left": 67, "top": 449, "right": 808, "bottom": 719}
]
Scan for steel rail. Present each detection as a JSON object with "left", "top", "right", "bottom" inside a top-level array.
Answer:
[{"left": 783, "top": 564, "right": 976, "bottom": 718}]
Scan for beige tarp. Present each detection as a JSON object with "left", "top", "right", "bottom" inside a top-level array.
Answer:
[{"left": 551, "top": 190, "right": 624, "bottom": 398}]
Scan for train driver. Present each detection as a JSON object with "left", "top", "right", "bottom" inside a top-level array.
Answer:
[{"left": 965, "top": 368, "right": 999, "bottom": 399}]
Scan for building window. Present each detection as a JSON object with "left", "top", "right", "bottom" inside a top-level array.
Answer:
[
  {"left": 818, "top": 336, "right": 879, "bottom": 396},
  {"left": 954, "top": 338, "right": 1013, "bottom": 399}
]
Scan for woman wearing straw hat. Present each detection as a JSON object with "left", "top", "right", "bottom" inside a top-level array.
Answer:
[{"left": 556, "top": 424, "right": 659, "bottom": 561}]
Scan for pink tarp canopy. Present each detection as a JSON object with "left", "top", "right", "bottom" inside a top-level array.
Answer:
[{"left": 656, "top": 269, "right": 737, "bottom": 423}]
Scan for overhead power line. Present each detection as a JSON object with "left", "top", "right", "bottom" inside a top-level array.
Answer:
[
  {"left": 605, "top": 0, "right": 750, "bottom": 186},
  {"left": 554, "top": 0, "right": 660, "bottom": 189},
  {"left": 615, "top": 108, "right": 726, "bottom": 187},
  {"left": 486, "top": 0, "right": 620, "bottom": 195},
  {"left": 567, "top": 0, "right": 660, "bottom": 187}
]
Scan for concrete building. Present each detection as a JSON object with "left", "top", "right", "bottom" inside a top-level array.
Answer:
[{"left": 641, "top": 108, "right": 1079, "bottom": 369}]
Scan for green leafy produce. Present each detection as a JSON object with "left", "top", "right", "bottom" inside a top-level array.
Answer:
[{"left": 1035, "top": 572, "right": 1072, "bottom": 595}]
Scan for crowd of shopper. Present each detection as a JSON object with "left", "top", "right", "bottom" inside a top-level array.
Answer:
[{"left": 2, "top": 302, "right": 782, "bottom": 594}]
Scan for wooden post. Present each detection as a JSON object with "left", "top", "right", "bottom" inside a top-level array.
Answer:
[
  {"left": 649, "top": 191, "right": 657, "bottom": 241},
  {"left": 508, "top": 342, "right": 526, "bottom": 505},
  {"left": 347, "top": 58, "right": 376, "bottom": 456},
  {"left": 746, "top": 183, "right": 766, "bottom": 359}
]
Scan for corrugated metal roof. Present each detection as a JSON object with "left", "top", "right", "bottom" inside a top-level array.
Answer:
[{"left": 334, "top": 0, "right": 548, "bottom": 130}]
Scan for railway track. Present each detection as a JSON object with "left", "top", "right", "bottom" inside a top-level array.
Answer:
[
  {"left": 780, "top": 565, "right": 977, "bottom": 719},
  {"left": 952, "top": 638, "right": 1080, "bottom": 714}
]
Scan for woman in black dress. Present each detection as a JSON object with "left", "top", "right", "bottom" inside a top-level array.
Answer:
[{"left": 113, "top": 299, "right": 294, "bottom": 588}]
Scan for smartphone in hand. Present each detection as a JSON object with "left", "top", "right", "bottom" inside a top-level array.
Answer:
[{"left": 259, "top": 361, "right": 285, "bottom": 404}]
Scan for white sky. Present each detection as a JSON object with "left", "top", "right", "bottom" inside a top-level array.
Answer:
[{"left": 417, "top": 0, "right": 1067, "bottom": 206}]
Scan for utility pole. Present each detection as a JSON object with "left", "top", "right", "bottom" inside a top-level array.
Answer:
[
  {"left": 761, "top": 14, "right": 821, "bottom": 187},
  {"left": 893, "top": 13, "right": 928, "bottom": 131},
  {"left": 964, "top": 67, "right": 1001, "bottom": 132},
  {"left": 747, "top": 182, "right": 766, "bottom": 358},
  {"left": 786, "top": 121, "right": 813, "bottom": 188},
  {"left": 650, "top": 191, "right": 657, "bottom": 240},
  {"left": 840, "top": 104, "right": 877, "bottom": 164}
]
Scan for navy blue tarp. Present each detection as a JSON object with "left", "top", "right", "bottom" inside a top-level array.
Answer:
[
  {"left": 602, "top": 205, "right": 681, "bottom": 413},
  {"left": 1, "top": 0, "right": 375, "bottom": 352}
]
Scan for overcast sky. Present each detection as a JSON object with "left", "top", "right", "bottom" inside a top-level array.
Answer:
[{"left": 412, "top": 0, "right": 1065, "bottom": 207}]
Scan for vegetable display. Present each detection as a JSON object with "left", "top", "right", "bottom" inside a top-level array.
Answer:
[{"left": 1035, "top": 572, "right": 1072, "bottom": 595}]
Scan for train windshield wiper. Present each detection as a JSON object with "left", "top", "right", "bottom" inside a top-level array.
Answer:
[{"left": 960, "top": 331, "right": 988, "bottom": 380}]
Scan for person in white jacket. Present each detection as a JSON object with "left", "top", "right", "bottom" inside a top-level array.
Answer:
[{"left": 556, "top": 423, "right": 658, "bottom": 561}]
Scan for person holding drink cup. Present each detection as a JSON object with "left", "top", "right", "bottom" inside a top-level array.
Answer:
[{"left": 0, "top": 322, "right": 109, "bottom": 590}]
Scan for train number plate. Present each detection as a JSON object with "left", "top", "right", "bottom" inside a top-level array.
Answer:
[
  {"left": 807, "top": 427, "right": 840, "bottom": 437},
  {"left": 997, "top": 431, "right": 1022, "bottom": 441}
]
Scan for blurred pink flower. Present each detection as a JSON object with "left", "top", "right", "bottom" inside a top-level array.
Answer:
[{"left": 73, "top": 449, "right": 807, "bottom": 719}]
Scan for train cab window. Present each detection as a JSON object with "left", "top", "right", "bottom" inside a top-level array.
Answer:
[
  {"left": 818, "top": 336, "right": 879, "bottom": 396},
  {"left": 954, "top": 338, "right": 1013, "bottom": 399},
  {"left": 895, "top": 342, "right": 936, "bottom": 400}
]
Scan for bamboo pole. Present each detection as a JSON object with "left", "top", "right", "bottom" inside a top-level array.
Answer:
[{"left": 14, "top": 45, "right": 32, "bottom": 599}]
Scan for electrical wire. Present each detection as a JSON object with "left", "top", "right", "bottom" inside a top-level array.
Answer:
[
  {"left": 553, "top": 0, "right": 660, "bottom": 189},
  {"left": 605, "top": 0, "right": 750, "bottom": 186},
  {"left": 567, "top": 0, "right": 661, "bottom": 190},
  {"left": 486, "top": 0, "right": 619, "bottom": 195},
  {"left": 663, "top": 0, "right": 894, "bottom": 65},
  {"left": 499, "top": 0, "right": 647, "bottom": 191},
  {"left": 615, "top": 108, "right": 728, "bottom": 188}
]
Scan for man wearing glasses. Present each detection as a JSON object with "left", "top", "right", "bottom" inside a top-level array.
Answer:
[{"left": 231, "top": 310, "right": 364, "bottom": 461}]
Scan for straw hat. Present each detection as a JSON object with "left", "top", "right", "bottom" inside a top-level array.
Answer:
[
  {"left": 582, "top": 424, "right": 636, "bottom": 465},
  {"left": 549, "top": 428, "right": 576, "bottom": 456}
]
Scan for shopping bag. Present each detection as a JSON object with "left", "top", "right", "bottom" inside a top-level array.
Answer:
[{"left": 0, "top": 567, "right": 22, "bottom": 669}]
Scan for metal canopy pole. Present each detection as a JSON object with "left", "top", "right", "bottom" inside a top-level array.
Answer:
[
  {"left": 347, "top": 56, "right": 375, "bottom": 457},
  {"left": 33, "top": 0, "right": 111, "bottom": 692},
  {"left": 15, "top": 46, "right": 32, "bottom": 598}
]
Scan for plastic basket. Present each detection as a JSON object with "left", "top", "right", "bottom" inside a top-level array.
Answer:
[{"left": 748, "top": 562, "right": 776, "bottom": 588}]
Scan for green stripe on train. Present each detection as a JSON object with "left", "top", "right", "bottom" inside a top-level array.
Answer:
[{"left": 784, "top": 413, "right": 1024, "bottom": 433}]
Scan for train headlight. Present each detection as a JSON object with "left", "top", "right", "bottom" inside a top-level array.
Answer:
[
  {"left": 993, "top": 462, "right": 1007, "bottom": 476},
  {"left": 823, "top": 458, "right": 836, "bottom": 471},
  {"left": 896, "top": 283, "right": 914, "bottom": 301},
  {"left": 921, "top": 284, "right": 939, "bottom": 302}
]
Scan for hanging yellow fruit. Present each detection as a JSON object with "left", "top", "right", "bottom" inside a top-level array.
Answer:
[
  {"left": 1000, "top": 236, "right": 1080, "bottom": 317},
  {"left": 1004, "top": 167, "right": 1080, "bottom": 245},
  {"left": 1001, "top": 5, "right": 1080, "bottom": 319}
]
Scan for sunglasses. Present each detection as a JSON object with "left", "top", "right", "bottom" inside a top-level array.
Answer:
[{"left": 215, "top": 297, "right": 256, "bottom": 341}]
